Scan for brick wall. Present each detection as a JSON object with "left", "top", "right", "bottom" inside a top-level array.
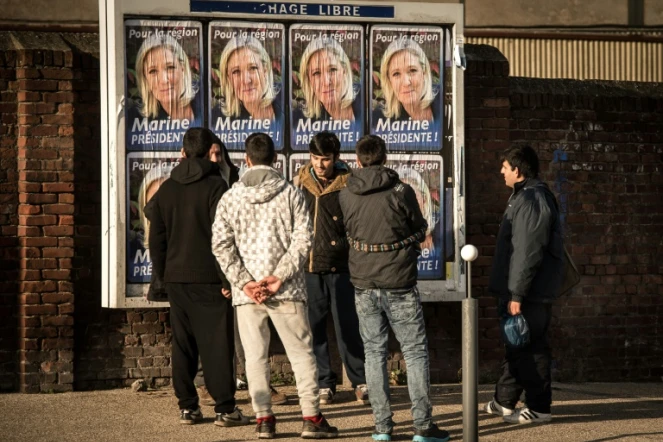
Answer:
[
  {"left": 0, "top": 49, "right": 19, "bottom": 391},
  {"left": 465, "top": 44, "right": 663, "bottom": 382},
  {"left": 0, "top": 34, "right": 661, "bottom": 391}
]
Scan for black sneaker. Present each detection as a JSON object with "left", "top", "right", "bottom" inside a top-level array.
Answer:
[
  {"left": 413, "top": 423, "right": 450, "bottom": 442},
  {"left": 301, "top": 415, "right": 338, "bottom": 439},
  {"left": 215, "top": 407, "right": 250, "bottom": 427},
  {"left": 256, "top": 416, "right": 276, "bottom": 439},
  {"left": 180, "top": 408, "right": 203, "bottom": 425}
]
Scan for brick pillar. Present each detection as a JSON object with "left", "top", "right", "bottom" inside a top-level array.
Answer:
[{"left": 16, "top": 49, "right": 75, "bottom": 393}]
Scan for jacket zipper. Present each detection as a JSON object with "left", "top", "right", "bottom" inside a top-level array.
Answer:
[{"left": 309, "top": 195, "right": 319, "bottom": 272}]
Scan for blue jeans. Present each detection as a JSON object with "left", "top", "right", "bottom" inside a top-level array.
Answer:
[{"left": 354, "top": 286, "right": 432, "bottom": 433}]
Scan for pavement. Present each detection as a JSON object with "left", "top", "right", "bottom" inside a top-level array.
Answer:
[{"left": 1, "top": 383, "right": 663, "bottom": 441}]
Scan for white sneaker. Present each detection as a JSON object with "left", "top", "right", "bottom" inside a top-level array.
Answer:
[
  {"left": 319, "top": 388, "right": 334, "bottom": 405},
  {"left": 236, "top": 378, "right": 248, "bottom": 390},
  {"left": 503, "top": 407, "right": 552, "bottom": 424},
  {"left": 484, "top": 399, "right": 514, "bottom": 416}
]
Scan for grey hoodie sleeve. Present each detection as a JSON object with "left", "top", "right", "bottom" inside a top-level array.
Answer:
[
  {"left": 211, "top": 193, "right": 255, "bottom": 290},
  {"left": 508, "top": 192, "right": 553, "bottom": 302},
  {"left": 273, "top": 187, "right": 313, "bottom": 282}
]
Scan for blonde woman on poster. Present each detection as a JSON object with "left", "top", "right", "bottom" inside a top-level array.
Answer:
[
  {"left": 290, "top": 28, "right": 364, "bottom": 151},
  {"left": 126, "top": 29, "right": 204, "bottom": 150},
  {"left": 211, "top": 36, "right": 283, "bottom": 142},
  {"left": 297, "top": 37, "right": 357, "bottom": 122},
  {"left": 377, "top": 38, "right": 436, "bottom": 122}
]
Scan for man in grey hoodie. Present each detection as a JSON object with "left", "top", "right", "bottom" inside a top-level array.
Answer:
[{"left": 211, "top": 133, "right": 338, "bottom": 440}]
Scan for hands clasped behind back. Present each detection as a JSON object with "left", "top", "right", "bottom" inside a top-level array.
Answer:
[{"left": 242, "top": 276, "right": 283, "bottom": 304}]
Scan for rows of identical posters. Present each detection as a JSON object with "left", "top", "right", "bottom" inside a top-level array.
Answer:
[
  {"left": 289, "top": 154, "right": 447, "bottom": 280},
  {"left": 122, "top": 20, "right": 448, "bottom": 296}
]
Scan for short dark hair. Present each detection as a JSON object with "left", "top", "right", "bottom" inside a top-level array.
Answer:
[
  {"left": 245, "top": 132, "right": 275, "bottom": 166},
  {"left": 309, "top": 131, "right": 340, "bottom": 157},
  {"left": 356, "top": 135, "right": 387, "bottom": 167},
  {"left": 500, "top": 145, "right": 539, "bottom": 178},
  {"left": 182, "top": 127, "right": 215, "bottom": 159}
]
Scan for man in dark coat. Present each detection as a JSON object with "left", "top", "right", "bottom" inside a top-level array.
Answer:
[
  {"left": 148, "top": 127, "right": 249, "bottom": 427},
  {"left": 484, "top": 145, "right": 565, "bottom": 425},
  {"left": 295, "top": 131, "right": 368, "bottom": 406},
  {"left": 339, "top": 135, "right": 450, "bottom": 442}
]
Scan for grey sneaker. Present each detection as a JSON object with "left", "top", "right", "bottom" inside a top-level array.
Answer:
[
  {"left": 484, "top": 399, "right": 514, "bottom": 416},
  {"left": 319, "top": 388, "right": 334, "bottom": 405},
  {"left": 256, "top": 415, "right": 276, "bottom": 439},
  {"left": 180, "top": 407, "right": 203, "bottom": 425},
  {"left": 215, "top": 407, "right": 250, "bottom": 427}
]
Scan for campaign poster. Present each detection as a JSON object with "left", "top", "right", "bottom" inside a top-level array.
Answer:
[
  {"left": 288, "top": 153, "right": 311, "bottom": 181},
  {"left": 369, "top": 26, "right": 444, "bottom": 152},
  {"left": 126, "top": 153, "right": 181, "bottom": 296},
  {"left": 124, "top": 20, "right": 204, "bottom": 151},
  {"left": 209, "top": 22, "right": 285, "bottom": 151},
  {"left": 340, "top": 154, "right": 445, "bottom": 279},
  {"left": 290, "top": 24, "right": 364, "bottom": 151},
  {"left": 228, "top": 152, "right": 286, "bottom": 178}
]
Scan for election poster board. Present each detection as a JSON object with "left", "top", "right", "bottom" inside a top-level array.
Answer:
[
  {"left": 339, "top": 154, "right": 445, "bottom": 279},
  {"left": 209, "top": 22, "right": 286, "bottom": 151},
  {"left": 289, "top": 24, "right": 365, "bottom": 151},
  {"left": 369, "top": 26, "right": 444, "bottom": 152},
  {"left": 124, "top": 20, "right": 204, "bottom": 151},
  {"left": 228, "top": 152, "right": 287, "bottom": 177},
  {"left": 126, "top": 153, "right": 182, "bottom": 297},
  {"left": 288, "top": 153, "right": 311, "bottom": 181}
]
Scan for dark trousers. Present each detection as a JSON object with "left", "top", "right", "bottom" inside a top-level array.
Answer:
[
  {"left": 168, "top": 283, "right": 236, "bottom": 414},
  {"left": 305, "top": 272, "right": 366, "bottom": 391},
  {"left": 495, "top": 299, "right": 553, "bottom": 414}
]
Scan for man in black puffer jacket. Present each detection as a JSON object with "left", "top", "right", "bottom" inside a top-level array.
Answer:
[
  {"left": 148, "top": 128, "right": 249, "bottom": 427},
  {"left": 484, "top": 145, "right": 565, "bottom": 426},
  {"left": 295, "top": 131, "right": 368, "bottom": 406},
  {"left": 339, "top": 135, "right": 450, "bottom": 442}
]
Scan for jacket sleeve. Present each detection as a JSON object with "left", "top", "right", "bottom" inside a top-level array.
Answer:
[
  {"left": 148, "top": 194, "right": 167, "bottom": 280},
  {"left": 211, "top": 194, "right": 255, "bottom": 290},
  {"left": 508, "top": 192, "right": 553, "bottom": 302},
  {"left": 273, "top": 186, "right": 313, "bottom": 282},
  {"left": 402, "top": 184, "right": 429, "bottom": 235},
  {"left": 209, "top": 180, "right": 231, "bottom": 290}
]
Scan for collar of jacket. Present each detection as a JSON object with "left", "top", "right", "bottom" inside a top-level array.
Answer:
[
  {"left": 512, "top": 177, "right": 540, "bottom": 196},
  {"left": 297, "top": 161, "right": 349, "bottom": 197}
]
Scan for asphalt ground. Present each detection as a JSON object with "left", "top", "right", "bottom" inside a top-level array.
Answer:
[{"left": 1, "top": 383, "right": 662, "bottom": 441}]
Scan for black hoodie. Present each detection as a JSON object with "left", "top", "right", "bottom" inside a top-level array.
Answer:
[
  {"left": 148, "top": 157, "right": 230, "bottom": 286},
  {"left": 339, "top": 166, "right": 427, "bottom": 289}
]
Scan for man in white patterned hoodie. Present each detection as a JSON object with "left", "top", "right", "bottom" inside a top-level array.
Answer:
[{"left": 211, "top": 133, "right": 338, "bottom": 440}]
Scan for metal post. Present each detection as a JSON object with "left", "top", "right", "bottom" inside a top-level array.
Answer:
[{"left": 461, "top": 245, "right": 479, "bottom": 442}]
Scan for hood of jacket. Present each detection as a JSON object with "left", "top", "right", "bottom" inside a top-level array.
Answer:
[
  {"left": 170, "top": 157, "right": 219, "bottom": 184},
  {"left": 297, "top": 161, "right": 350, "bottom": 197},
  {"left": 346, "top": 165, "right": 399, "bottom": 195},
  {"left": 236, "top": 165, "right": 287, "bottom": 204}
]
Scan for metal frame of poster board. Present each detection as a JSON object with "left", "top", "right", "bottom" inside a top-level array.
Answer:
[{"left": 100, "top": 0, "right": 466, "bottom": 307}]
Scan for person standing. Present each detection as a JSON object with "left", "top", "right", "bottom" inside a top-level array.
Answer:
[
  {"left": 148, "top": 127, "right": 249, "bottom": 427},
  {"left": 294, "top": 131, "right": 368, "bottom": 406},
  {"left": 484, "top": 145, "right": 565, "bottom": 425},
  {"left": 339, "top": 135, "right": 450, "bottom": 442},
  {"left": 212, "top": 133, "right": 338, "bottom": 439}
]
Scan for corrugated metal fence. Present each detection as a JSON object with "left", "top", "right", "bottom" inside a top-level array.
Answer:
[{"left": 467, "top": 34, "right": 663, "bottom": 82}]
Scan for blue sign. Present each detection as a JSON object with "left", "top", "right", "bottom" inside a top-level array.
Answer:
[{"left": 191, "top": 1, "right": 395, "bottom": 18}]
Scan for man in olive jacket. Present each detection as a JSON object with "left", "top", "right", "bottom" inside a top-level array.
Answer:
[
  {"left": 295, "top": 131, "right": 367, "bottom": 406},
  {"left": 484, "top": 145, "right": 565, "bottom": 425}
]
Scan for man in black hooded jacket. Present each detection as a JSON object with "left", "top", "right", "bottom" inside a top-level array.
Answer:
[
  {"left": 148, "top": 127, "right": 249, "bottom": 427},
  {"left": 484, "top": 145, "right": 565, "bottom": 425}
]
